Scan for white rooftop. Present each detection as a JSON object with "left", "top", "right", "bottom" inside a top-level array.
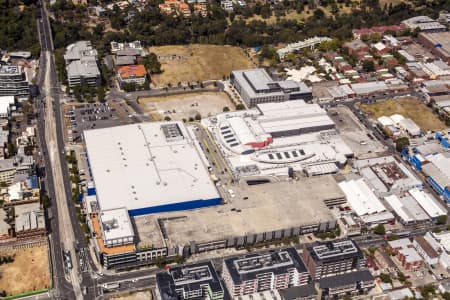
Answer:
[
  {"left": 339, "top": 178, "right": 387, "bottom": 216},
  {"left": 99, "top": 207, "right": 134, "bottom": 246},
  {"left": 408, "top": 188, "right": 446, "bottom": 218},
  {"left": 399, "top": 247, "right": 423, "bottom": 263},
  {"left": 385, "top": 194, "right": 429, "bottom": 223},
  {"left": 84, "top": 122, "right": 220, "bottom": 215},
  {"left": 388, "top": 237, "right": 412, "bottom": 249},
  {"left": 0, "top": 96, "right": 14, "bottom": 116}
]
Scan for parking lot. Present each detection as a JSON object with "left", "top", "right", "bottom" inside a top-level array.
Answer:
[
  {"left": 328, "top": 105, "right": 386, "bottom": 159},
  {"left": 64, "top": 101, "right": 131, "bottom": 144}
]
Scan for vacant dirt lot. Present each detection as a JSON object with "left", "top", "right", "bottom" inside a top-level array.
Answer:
[
  {"left": 360, "top": 97, "right": 446, "bottom": 132},
  {"left": 140, "top": 92, "right": 234, "bottom": 121},
  {"left": 0, "top": 245, "right": 50, "bottom": 296},
  {"left": 108, "top": 290, "right": 152, "bottom": 300},
  {"left": 148, "top": 45, "right": 254, "bottom": 87}
]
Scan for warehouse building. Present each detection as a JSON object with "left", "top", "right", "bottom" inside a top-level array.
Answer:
[
  {"left": 408, "top": 188, "right": 446, "bottom": 219},
  {"left": 84, "top": 122, "right": 221, "bottom": 216},
  {"left": 14, "top": 202, "right": 45, "bottom": 239},
  {"left": 301, "top": 239, "right": 366, "bottom": 280},
  {"left": 422, "top": 152, "right": 450, "bottom": 202},
  {"left": 418, "top": 31, "right": 450, "bottom": 63},
  {"left": 202, "top": 101, "right": 352, "bottom": 179},
  {"left": 402, "top": 16, "right": 446, "bottom": 32},
  {"left": 156, "top": 261, "right": 226, "bottom": 300},
  {"left": 354, "top": 156, "right": 423, "bottom": 197},
  {"left": 230, "top": 69, "right": 312, "bottom": 107},
  {"left": 338, "top": 178, "right": 394, "bottom": 225},
  {"left": 384, "top": 194, "right": 430, "bottom": 225},
  {"left": 223, "top": 248, "right": 309, "bottom": 297},
  {"left": 413, "top": 235, "right": 440, "bottom": 266}
]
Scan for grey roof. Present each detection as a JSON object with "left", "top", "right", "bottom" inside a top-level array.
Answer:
[
  {"left": 115, "top": 56, "right": 136, "bottom": 66},
  {"left": 156, "top": 261, "right": 226, "bottom": 300},
  {"left": 279, "top": 284, "right": 317, "bottom": 300},
  {"left": 232, "top": 69, "right": 311, "bottom": 99},
  {"left": 306, "top": 239, "right": 364, "bottom": 264},
  {"left": 67, "top": 60, "right": 100, "bottom": 78},
  {"left": 64, "top": 41, "right": 97, "bottom": 62},
  {"left": 224, "top": 248, "right": 308, "bottom": 285},
  {"left": 116, "top": 48, "right": 142, "bottom": 57},
  {"left": 318, "top": 270, "right": 374, "bottom": 289},
  {"left": 15, "top": 202, "right": 45, "bottom": 232},
  {"left": 0, "top": 158, "right": 15, "bottom": 172}
]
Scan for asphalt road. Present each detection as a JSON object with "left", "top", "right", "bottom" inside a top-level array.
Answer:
[{"left": 36, "top": 1, "right": 98, "bottom": 299}]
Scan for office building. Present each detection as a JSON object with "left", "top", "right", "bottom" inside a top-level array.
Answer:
[
  {"left": 64, "top": 41, "right": 101, "bottom": 87},
  {"left": 222, "top": 248, "right": 309, "bottom": 297},
  {"left": 117, "top": 65, "right": 147, "bottom": 86},
  {"left": 230, "top": 69, "right": 312, "bottom": 107},
  {"left": 156, "top": 261, "right": 225, "bottom": 300},
  {"left": 0, "top": 65, "right": 29, "bottom": 98},
  {"left": 301, "top": 239, "right": 366, "bottom": 279}
]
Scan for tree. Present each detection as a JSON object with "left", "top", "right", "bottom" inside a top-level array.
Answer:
[
  {"left": 397, "top": 272, "right": 406, "bottom": 283},
  {"left": 395, "top": 137, "right": 410, "bottom": 152},
  {"left": 194, "top": 113, "right": 202, "bottom": 121},
  {"left": 362, "top": 60, "right": 375, "bottom": 72},
  {"left": 164, "top": 116, "right": 171, "bottom": 121},
  {"left": 379, "top": 273, "right": 392, "bottom": 284},
  {"left": 437, "top": 215, "right": 447, "bottom": 225},
  {"left": 223, "top": 106, "right": 230, "bottom": 112},
  {"left": 373, "top": 224, "right": 385, "bottom": 235},
  {"left": 154, "top": 257, "right": 166, "bottom": 268},
  {"left": 142, "top": 53, "right": 163, "bottom": 75},
  {"left": 236, "top": 103, "right": 246, "bottom": 110}
]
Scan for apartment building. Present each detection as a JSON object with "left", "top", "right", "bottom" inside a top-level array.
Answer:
[
  {"left": 156, "top": 261, "right": 225, "bottom": 300},
  {"left": 301, "top": 239, "right": 366, "bottom": 279},
  {"left": 222, "top": 248, "right": 310, "bottom": 297}
]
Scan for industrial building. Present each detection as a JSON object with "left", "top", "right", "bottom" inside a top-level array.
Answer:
[
  {"left": 0, "top": 65, "right": 30, "bottom": 98},
  {"left": 222, "top": 248, "right": 309, "bottom": 297},
  {"left": 14, "top": 202, "right": 45, "bottom": 239},
  {"left": 354, "top": 156, "right": 422, "bottom": 197},
  {"left": 83, "top": 122, "right": 221, "bottom": 216},
  {"left": 156, "top": 261, "right": 226, "bottom": 300},
  {"left": 136, "top": 175, "right": 342, "bottom": 257},
  {"left": 418, "top": 31, "right": 450, "bottom": 63},
  {"left": 64, "top": 41, "right": 101, "bottom": 87},
  {"left": 301, "top": 239, "right": 366, "bottom": 280},
  {"left": 202, "top": 100, "right": 352, "bottom": 179},
  {"left": 402, "top": 16, "right": 446, "bottom": 32},
  {"left": 338, "top": 178, "right": 394, "bottom": 225},
  {"left": 378, "top": 114, "right": 421, "bottom": 137},
  {"left": 422, "top": 152, "right": 450, "bottom": 202},
  {"left": 230, "top": 69, "right": 312, "bottom": 107},
  {"left": 413, "top": 236, "right": 439, "bottom": 266},
  {"left": 384, "top": 194, "right": 430, "bottom": 225}
]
